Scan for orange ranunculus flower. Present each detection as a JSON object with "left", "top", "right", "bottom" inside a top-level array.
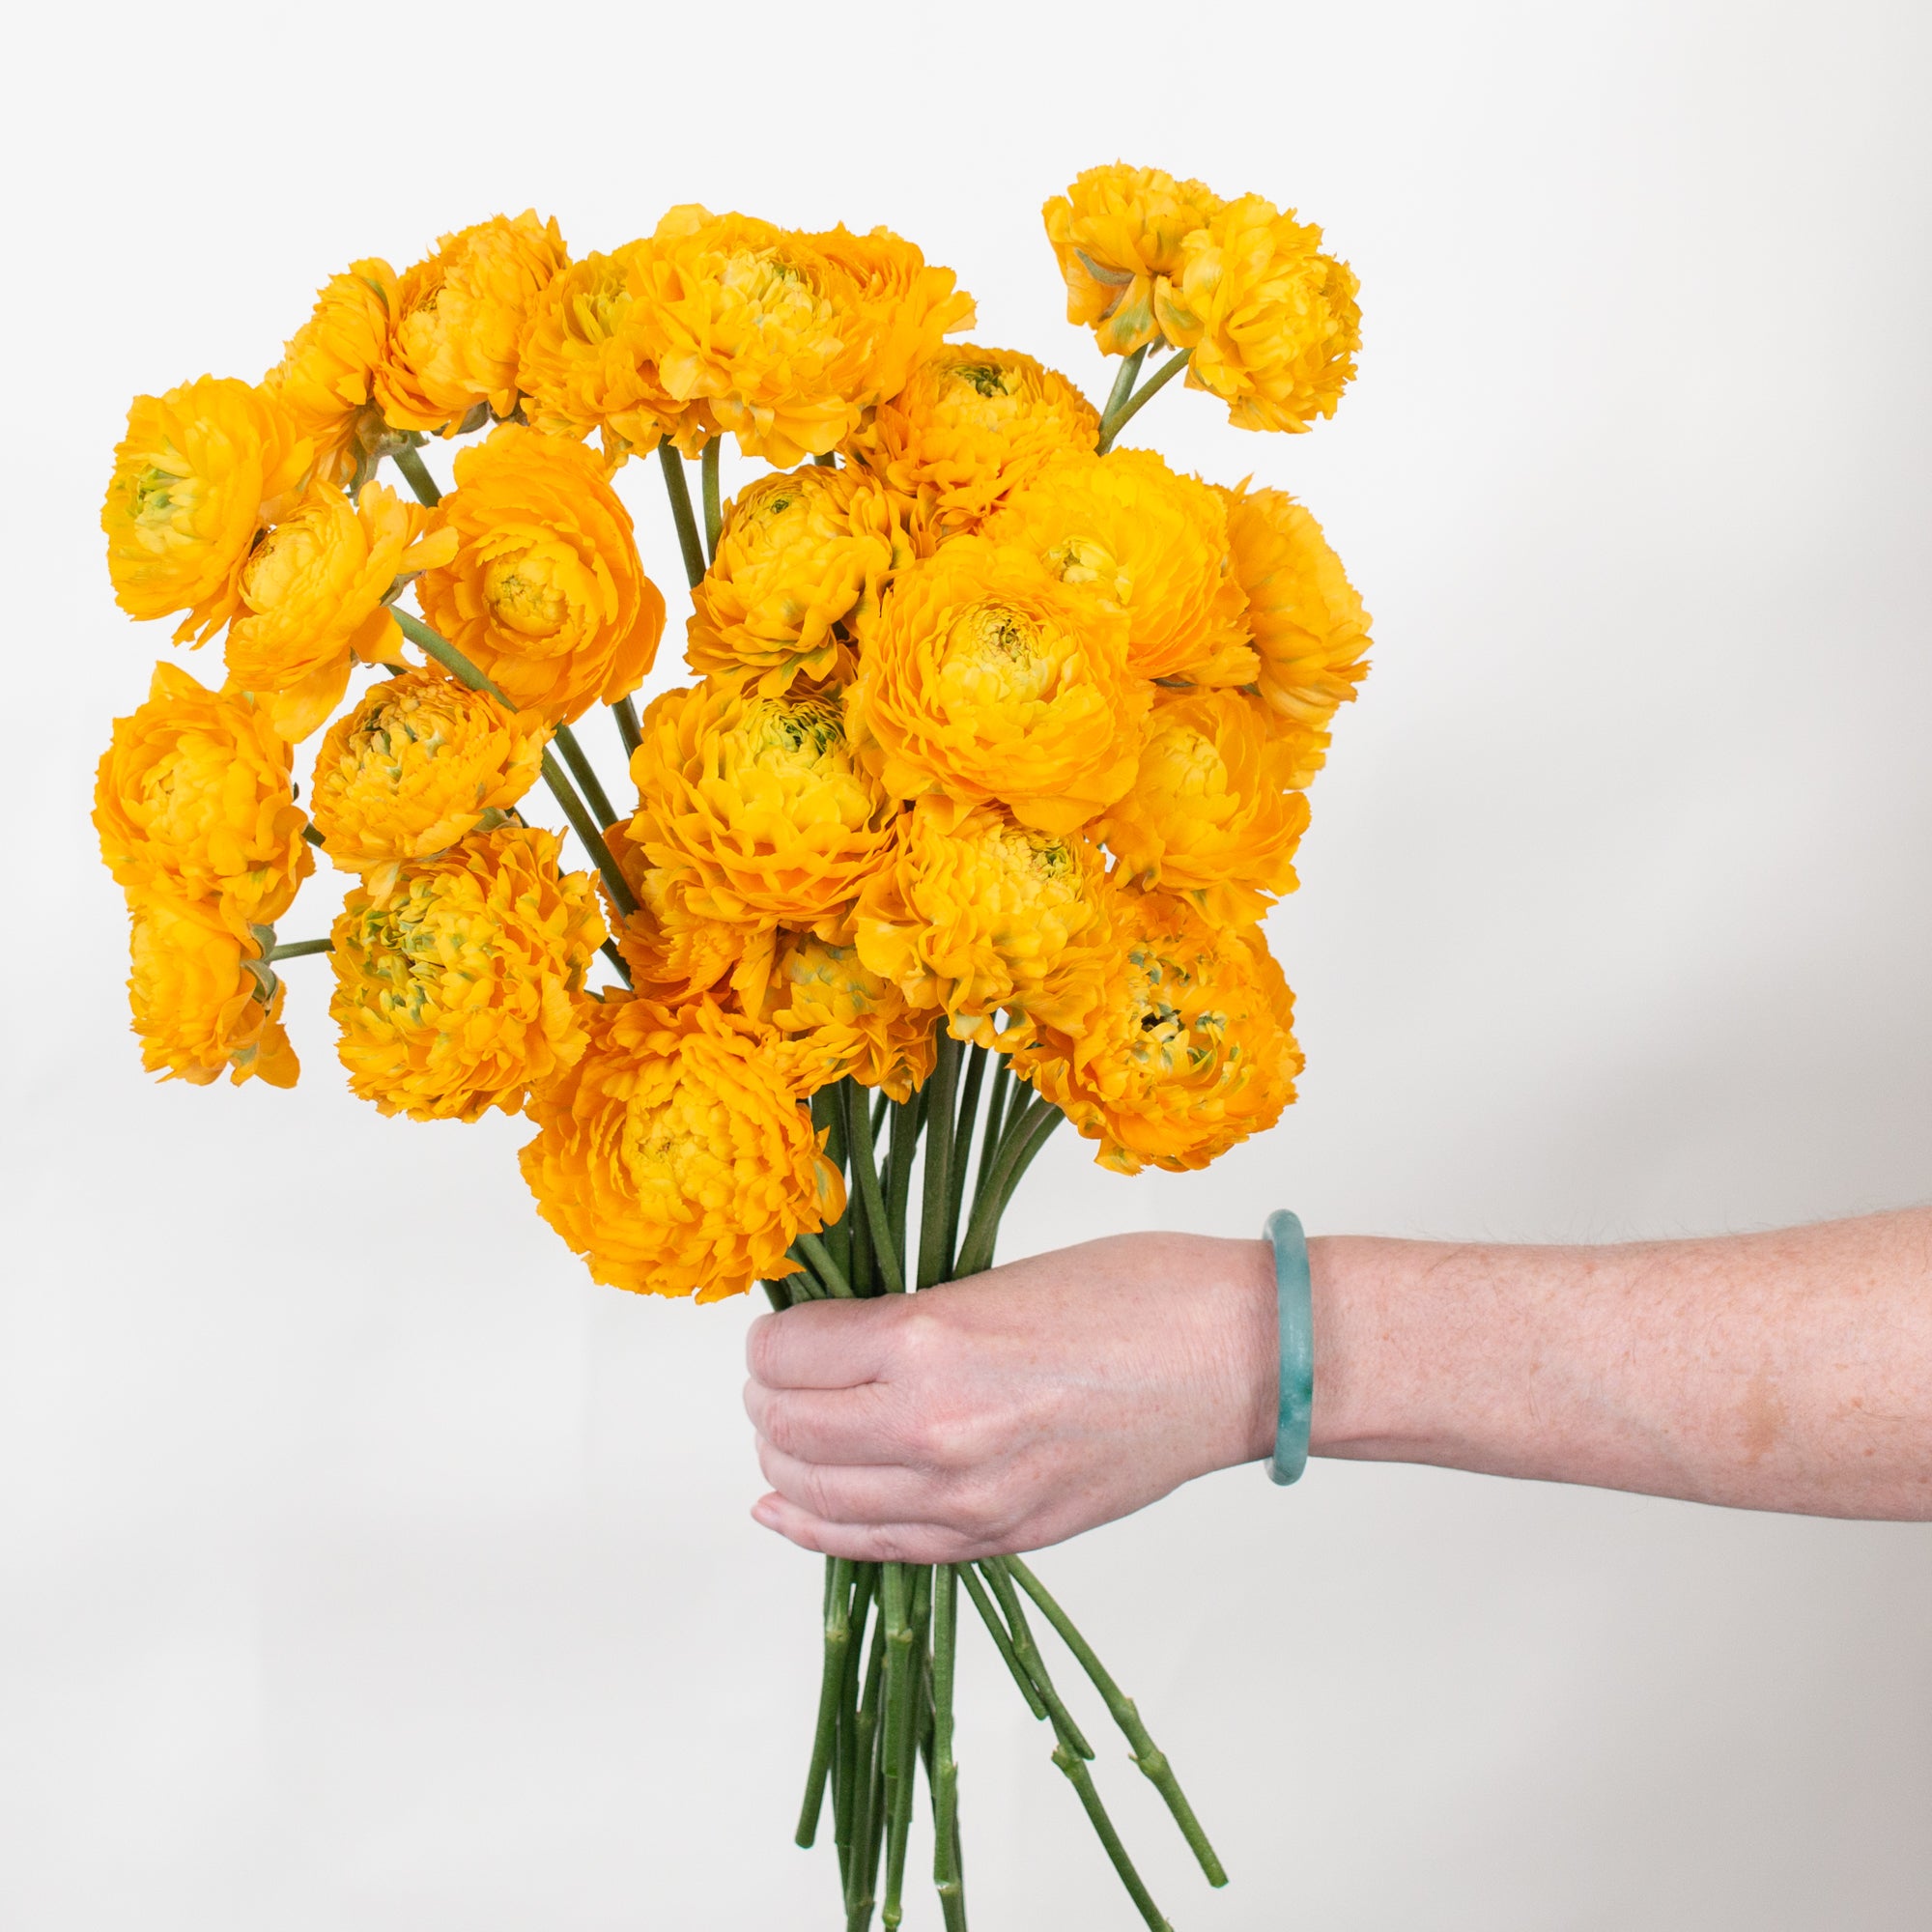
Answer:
[
  {"left": 626, "top": 677, "right": 896, "bottom": 933},
  {"left": 1219, "top": 482, "right": 1373, "bottom": 755},
  {"left": 374, "top": 211, "right": 570, "bottom": 434},
  {"left": 1041, "top": 163, "right": 1224, "bottom": 356},
  {"left": 1010, "top": 886, "right": 1301, "bottom": 1173},
  {"left": 102, "top": 378, "right": 314, "bottom": 645},
  {"left": 755, "top": 930, "right": 937, "bottom": 1102},
  {"left": 225, "top": 480, "right": 456, "bottom": 741},
  {"left": 519, "top": 991, "right": 846, "bottom": 1301},
  {"left": 516, "top": 242, "right": 711, "bottom": 458},
  {"left": 855, "top": 799, "right": 1110, "bottom": 1045},
  {"left": 308, "top": 668, "right": 549, "bottom": 896},
  {"left": 415, "top": 424, "right": 665, "bottom": 723},
  {"left": 803, "top": 225, "right": 978, "bottom": 410},
  {"left": 844, "top": 345, "right": 1100, "bottom": 546},
  {"left": 94, "top": 661, "right": 313, "bottom": 930},
  {"left": 981, "top": 447, "right": 1254, "bottom": 685},
  {"left": 328, "top": 825, "right": 604, "bottom": 1122},
  {"left": 126, "top": 888, "right": 299, "bottom": 1089},
  {"left": 1153, "top": 195, "right": 1360, "bottom": 434},
  {"left": 1096, "top": 688, "right": 1310, "bottom": 923},
  {"left": 263, "top": 259, "right": 400, "bottom": 487},
  {"left": 847, "top": 538, "right": 1145, "bottom": 836},
  {"left": 686, "top": 465, "right": 908, "bottom": 692},
  {"left": 627, "top": 208, "right": 863, "bottom": 466}
]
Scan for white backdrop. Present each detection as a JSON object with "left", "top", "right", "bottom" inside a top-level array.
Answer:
[{"left": 7, "top": 2, "right": 1931, "bottom": 1926}]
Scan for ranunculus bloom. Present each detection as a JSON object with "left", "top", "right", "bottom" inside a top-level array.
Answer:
[
  {"left": 1096, "top": 688, "right": 1309, "bottom": 923},
  {"left": 1153, "top": 195, "right": 1360, "bottom": 434},
  {"left": 626, "top": 677, "right": 896, "bottom": 932},
  {"left": 309, "top": 668, "right": 549, "bottom": 896},
  {"left": 375, "top": 211, "right": 570, "bottom": 433},
  {"left": 102, "top": 378, "right": 314, "bottom": 645},
  {"left": 802, "top": 225, "right": 978, "bottom": 410},
  {"left": 844, "top": 345, "right": 1099, "bottom": 545},
  {"left": 225, "top": 480, "right": 456, "bottom": 741},
  {"left": 263, "top": 259, "right": 399, "bottom": 487},
  {"left": 94, "top": 661, "right": 313, "bottom": 931},
  {"left": 686, "top": 465, "right": 908, "bottom": 692},
  {"left": 328, "top": 825, "right": 605, "bottom": 1122},
  {"left": 415, "top": 424, "right": 665, "bottom": 723},
  {"left": 519, "top": 992, "right": 845, "bottom": 1301},
  {"left": 981, "top": 447, "right": 1254, "bottom": 685},
  {"left": 1041, "top": 163, "right": 1224, "bottom": 356},
  {"left": 755, "top": 931, "right": 937, "bottom": 1102},
  {"left": 848, "top": 538, "right": 1146, "bottom": 835},
  {"left": 855, "top": 799, "right": 1110, "bottom": 1045},
  {"left": 1010, "top": 886, "right": 1301, "bottom": 1173},
  {"left": 127, "top": 888, "right": 299, "bottom": 1089},
  {"left": 600, "top": 820, "right": 774, "bottom": 1011}
]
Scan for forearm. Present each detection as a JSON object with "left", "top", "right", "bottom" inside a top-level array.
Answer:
[{"left": 1308, "top": 1209, "right": 1932, "bottom": 1519}]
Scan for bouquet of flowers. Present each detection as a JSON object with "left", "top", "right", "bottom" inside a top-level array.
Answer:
[{"left": 95, "top": 164, "right": 1371, "bottom": 1928}]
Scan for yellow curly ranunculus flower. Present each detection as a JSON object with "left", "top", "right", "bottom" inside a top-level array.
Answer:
[
  {"left": 803, "top": 225, "right": 978, "bottom": 410},
  {"left": 848, "top": 538, "right": 1145, "bottom": 835},
  {"left": 415, "top": 424, "right": 665, "bottom": 723},
  {"left": 308, "top": 668, "right": 548, "bottom": 896},
  {"left": 686, "top": 465, "right": 908, "bottom": 693},
  {"left": 1042, "top": 163, "right": 1224, "bottom": 356},
  {"left": 1219, "top": 483, "right": 1373, "bottom": 751},
  {"left": 102, "top": 377, "right": 314, "bottom": 646},
  {"left": 519, "top": 991, "right": 845, "bottom": 1301},
  {"left": 94, "top": 661, "right": 313, "bottom": 931},
  {"left": 225, "top": 480, "right": 457, "bottom": 741},
  {"left": 1011, "top": 886, "right": 1301, "bottom": 1173},
  {"left": 263, "top": 259, "right": 399, "bottom": 487},
  {"left": 328, "top": 825, "right": 605, "bottom": 1122},
  {"left": 1153, "top": 194, "right": 1360, "bottom": 434},
  {"left": 516, "top": 241, "right": 711, "bottom": 458},
  {"left": 981, "top": 447, "right": 1254, "bottom": 685},
  {"left": 127, "top": 888, "right": 299, "bottom": 1089},
  {"left": 375, "top": 211, "right": 570, "bottom": 434},
  {"left": 855, "top": 800, "right": 1109, "bottom": 1045},
  {"left": 755, "top": 931, "right": 937, "bottom": 1103},
  {"left": 626, "top": 677, "right": 896, "bottom": 933},
  {"left": 845, "top": 345, "right": 1100, "bottom": 545},
  {"left": 1096, "top": 689, "right": 1310, "bottom": 923}
]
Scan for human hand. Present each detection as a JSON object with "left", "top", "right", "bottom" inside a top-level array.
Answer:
[{"left": 743, "top": 1233, "right": 1280, "bottom": 1562}]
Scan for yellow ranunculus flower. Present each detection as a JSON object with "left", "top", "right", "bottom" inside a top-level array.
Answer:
[
  {"left": 687, "top": 465, "right": 908, "bottom": 693},
  {"left": 1219, "top": 482, "right": 1373, "bottom": 750},
  {"left": 329, "top": 825, "right": 604, "bottom": 1122},
  {"left": 626, "top": 677, "right": 896, "bottom": 932},
  {"left": 1096, "top": 689, "right": 1310, "bottom": 923},
  {"left": 600, "top": 820, "right": 775, "bottom": 1010},
  {"left": 127, "top": 888, "right": 299, "bottom": 1089},
  {"left": 1010, "top": 886, "right": 1301, "bottom": 1173},
  {"left": 225, "top": 480, "right": 456, "bottom": 741},
  {"left": 845, "top": 345, "right": 1100, "bottom": 546},
  {"left": 519, "top": 991, "right": 846, "bottom": 1301},
  {"left": 755, "top": 931, "right": 937, "bottom": 1103},
  {"left": 94, "top": 661, "right": 313, "bottom": 931},
  {"left": 102, "top": 377, "right": 314, "bottom": 645},
  {"left": 1153, "top": 194, "right": 1360, "bottom": 434},
  {"left": 263, "top": 259, "right": 399, "bottom": 487},
  {"left": 308, "top": 668, "right": 548, "bottom": 896},
  {"left": 981, "top": 448, "right": 1254, "bottom": 685},
  {"left": 803, "top": 225, "right": 978, "bottom": 410},
  {"left": 1041, "top": 163, "right": 1224, "bottom": 356},
  {"left": 375, "top": 211, "right": 570, "bottom": 434},
  {"left": 847, "top": 538, "right": 1146, "bottom": 836},
  {"left": 415, "top": 424, "right": 665, "bottom": 724},
  {"left": 855, "top": 800, "right": 1110, "bottom": 1045},
  {"left": 516, "top": 242, "right": 711, "bottom": 459}
]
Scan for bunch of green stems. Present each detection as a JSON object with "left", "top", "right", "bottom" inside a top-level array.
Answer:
[{"left": 764, "top": 1035, "right": 1227, "bottom": 1931}]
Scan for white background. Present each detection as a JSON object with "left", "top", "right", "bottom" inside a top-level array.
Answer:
[{"left": 6, "top": 2, "right": 1930, "bottom": 1926}]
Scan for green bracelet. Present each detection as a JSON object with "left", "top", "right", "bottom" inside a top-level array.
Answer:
[{"left": 1264, "top": 1209, "right": 1314, "bottom": 1486}]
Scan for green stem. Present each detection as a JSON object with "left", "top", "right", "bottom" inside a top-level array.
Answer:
[
  {"left": 842, "top": 1082, "right": 904, "bottom": 1295},
  {"left": 391, "top": 442, "right": 441, "bottom": 506},
  {"left": 917, "top": 1034, "right": 961, "bottom": 1292},
  {"left": 798, "top": 1558, "right": 856, "bottom": 1847},
  {"left": 980, "top": 1559, "right": 1095, "bottom": 1760},
  {"left": 929, "top": 1566, "right": 966, "bottom": 1929},
  {"left": 1003, "top": 1554, "right": 1228, "bottom": 1888},
  {"left": 883, "top": 1566, "right": 929, "bottom": 1927},
  {"left": 878, "top": 1561, "right": 911, "bottom": 1920},
  {"left": 797, "top": 1232, "right": 858, "bottom": 1300},
  {"left": 611, "top": 694, "right": 642, "bottom": 759},
  {"left": 846, "top": 1610, "right": 889, "bottom": 1930},
  {"left": 658, "top": 441, "right": 707, "bottom": 590},
  {"left": 1099, "top": 344, "right": 1149, "bottom": 427},
  {"left": 813, "top": 450, "right": 838, "bottom": 469},
  {"left": 973, "top": 1058, "right": 1011, "bottom": 1224},
  {"left": 816, "top": 1085, "right": 853, "bottom": 1278},
  {"left": 1096, "top": 347, "right": 1192, "bottom": 455},
  {"left": 598, "top": 939, "right": 633, "bottom": 986},
  {"left": 956, "top": 1563, "right": 1047, "bottom": 1722},
  {"left": 983, "top": 1102, "right": 1064, "bottom": 1253},
  {"left": 300, "top": 823, "right": 326, "bottom": 848},
  {"left": 834, "top": 1565, "right": 878, "bottom": 1889},
  {"left": 700, "top": 435, "right": 723, "bottom": 561},
  {"left": 553, "top": 721, "right": 620, "bottom": 831},
  {"left": 955, "top": 1095, "right": 1056, "bottom": 1279},
  {"left": 1047, "top": 1736, "right": 1173, "bottom": 1932},
  {"left": 885, "top": 1094, "right": 921, "bottom": 1281},
  {"left": 265, "top": 937, "right": 332, "bottom": 962},
  {"left": 947, "top": 1045, "right": 986, "bottom": 1277}
]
